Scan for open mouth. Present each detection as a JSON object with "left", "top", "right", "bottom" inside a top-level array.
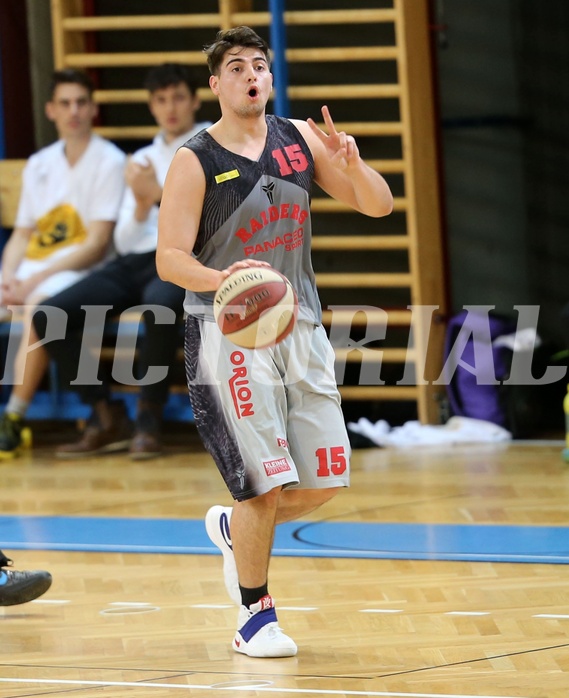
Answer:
[{"left": 248, "top": 87, "right": 258, "bottom": 98}]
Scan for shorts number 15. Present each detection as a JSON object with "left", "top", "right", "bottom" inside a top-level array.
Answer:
[{"left": 315, "top": 446, "right": 347, "bottom": 476}]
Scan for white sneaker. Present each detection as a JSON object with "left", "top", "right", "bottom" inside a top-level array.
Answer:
[
  {"left": 233, "top": 595, "right": 297, "bottom": 658},
  {"left": 204, "top": 505, "right": 240, "bottom": 606}
]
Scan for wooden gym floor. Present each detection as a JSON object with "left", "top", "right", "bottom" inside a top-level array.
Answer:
[{"left": 1, "top": 422, "right": 568, "bottom": 698}]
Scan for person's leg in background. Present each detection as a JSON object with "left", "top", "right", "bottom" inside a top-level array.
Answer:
[
  {"left": 0, "top": 324, "right": 49, "bottom": 458},
  {"left": 0, "top": 268, "right": 88, "bottom": 459},
  {"left": 129, "top": 274, "right": 185, "bottom": 459},
  {"left": 32, "top": 259, "right": 137, "bottom": 458}
]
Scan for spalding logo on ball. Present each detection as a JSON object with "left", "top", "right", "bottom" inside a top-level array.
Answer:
[{"left": 213, "top": 266, "right": 298, "bottom": 349}]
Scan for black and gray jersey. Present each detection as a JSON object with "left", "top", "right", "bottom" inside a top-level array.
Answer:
[{"left": 182, "top": 114, "right": 321, "bottom": 324}]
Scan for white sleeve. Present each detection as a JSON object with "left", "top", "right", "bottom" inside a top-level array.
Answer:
[
  {"left": 113, "top": 186, "right": 159, "bottom": 255},
  {"left": 87, "top": 150, "right": 126, "bottom": 222}
]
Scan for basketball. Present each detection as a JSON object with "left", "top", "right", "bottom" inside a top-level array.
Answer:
[{"left": 213, "top": 266, "right": 298, "bottom": 349}]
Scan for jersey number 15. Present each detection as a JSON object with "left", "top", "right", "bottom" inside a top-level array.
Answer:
[{"left": 272, "top": 145, "right": 309, "bottom": 176}]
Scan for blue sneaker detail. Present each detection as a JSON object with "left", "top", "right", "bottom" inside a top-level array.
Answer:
[{"left": 233, "top": 595, "right": 297, "bottom": 658}]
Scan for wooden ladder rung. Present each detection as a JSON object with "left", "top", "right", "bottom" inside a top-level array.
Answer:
[
  {"left": 63, "top": 14, "right": 221, "bottom": 31},
  {"left": 324, "top": 122, "right": 403, "bottom": 136},
  {"left": 334, "top": 347, "right": 414, "bottom": 363},
  {"left": 315, "top": 273, "right": 412, "bottom": 288},
  {"left": 339, "top": 385, "right": 419, "bottom": 400},
  {"left": 62, "top": 9, "right": 399, "bottom": 32},
  {"left": 367, "top": 159, "right": 406, "bottom": 174},
  {"left": 312, "top": 235, "right": 409, "bottom": 251},
  {"left": 235, "top": 9, "right": 398, "bottom": 27},
  {"left": 311, "top": 196, "right": 407, "bottom": 213},
  {"left": 289, "top": 84, "right": 401, "bottom": 100},
  {"left": 287, "top": 47, "right": 399, "bottom": 62},
  {"left": 94, "top": 126, "right": 159, "bottom": 140},
  {"left": 65, "top": 52, "right": 206, "bottom": 68},
  {"left": 322, "top": 309, "right": 412, "bottom": 327}
]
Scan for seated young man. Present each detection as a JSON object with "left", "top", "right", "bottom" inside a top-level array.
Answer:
[
  {"left": 32, "top": 64, "right": 211, "bottom": 459},
  {"left": 0, "top": 69, "right": 125, "bottom": 458}
]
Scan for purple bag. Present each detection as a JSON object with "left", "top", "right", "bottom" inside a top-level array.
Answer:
[{"left": 443, "top": 310, "right": 515, "bottom": 427}]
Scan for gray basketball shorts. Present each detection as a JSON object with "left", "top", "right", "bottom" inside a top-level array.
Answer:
[{"left": 184, "top": 315, "right": 351, "bottom": 501}]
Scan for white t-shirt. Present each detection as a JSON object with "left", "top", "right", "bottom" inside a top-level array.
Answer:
[
  {"left": 15, "top": 134, "right": 126, "bottom": 264},
  {"left": 113, "top": 122, "right": 210, "bottom": 255}
]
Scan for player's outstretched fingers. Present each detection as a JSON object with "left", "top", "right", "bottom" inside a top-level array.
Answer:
[{"left": 320, "top": 105, "right": 338, "bottom": 135}]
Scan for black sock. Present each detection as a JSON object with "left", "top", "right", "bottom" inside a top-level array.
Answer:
[{"left": 239, "top": 583, "right": 269, "bottom": 609}]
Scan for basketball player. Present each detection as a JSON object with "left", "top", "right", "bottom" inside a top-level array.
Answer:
[
  {"left": 0, "top": 69, "right": 125, "bottom": 458},
  {"left": 157, "top": 26, "right": 393, "bottom": 657},
  {"left": 0, "top": 550, "right": 52, "bottom": 606}
]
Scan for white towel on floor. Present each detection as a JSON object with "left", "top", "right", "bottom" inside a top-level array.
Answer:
[{"left": 347, "top": 416, "right": 512, "bottom": 447}]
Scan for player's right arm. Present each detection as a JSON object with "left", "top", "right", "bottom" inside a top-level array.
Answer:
[
  {"left": 157, "top": 147, "right": 269, "bottom": 292},
  {"left": 157, "top": 147, "right": 223, "bottom": 293}
]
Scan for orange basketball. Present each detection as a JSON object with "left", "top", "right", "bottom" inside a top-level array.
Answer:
[{"left": 213, "top": 266, "right": 298, "bottom": 349}]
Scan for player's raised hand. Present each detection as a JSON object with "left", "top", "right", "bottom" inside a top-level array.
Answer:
[{"left": 307, "top": 105, "right": 360, "bottom": 171}]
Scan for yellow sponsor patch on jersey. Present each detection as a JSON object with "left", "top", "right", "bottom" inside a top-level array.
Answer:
[
  {"left": 215, "top": 169, "right": 240, "bottom": 184},
  {"left": 25, "top": 204, "right": 87, "bottom": 260}
]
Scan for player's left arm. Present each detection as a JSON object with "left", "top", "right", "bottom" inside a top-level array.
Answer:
[{"left": 292, "top": 106, "right": 393, "bottom": 218}]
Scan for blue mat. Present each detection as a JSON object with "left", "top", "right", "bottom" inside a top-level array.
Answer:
[{"left": 1, "top": 516, "right": 568, "bottom": 564}]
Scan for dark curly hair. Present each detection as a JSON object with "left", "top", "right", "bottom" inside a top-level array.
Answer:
[{"left": 204, "top": 26, "right": 271, "bottom": 76}]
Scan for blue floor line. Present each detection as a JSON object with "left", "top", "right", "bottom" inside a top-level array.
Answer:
[{"left": 1, "top": 515, "right": 568, "bottom": 564}]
